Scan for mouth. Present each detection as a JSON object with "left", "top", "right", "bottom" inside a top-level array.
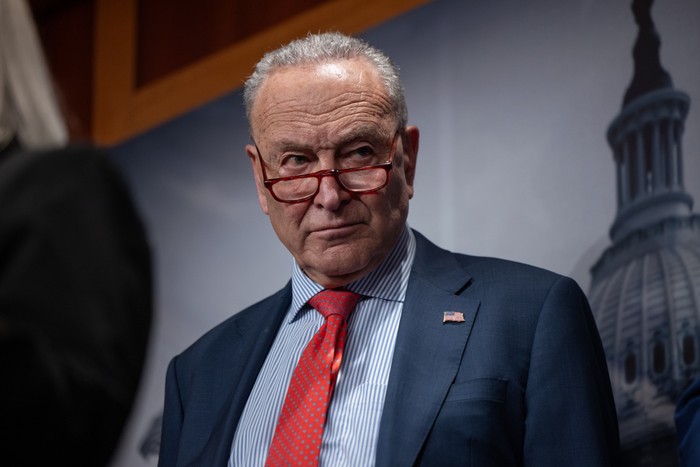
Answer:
[{"left": 311, "top": 222, "right": 363, "bottom": 239}]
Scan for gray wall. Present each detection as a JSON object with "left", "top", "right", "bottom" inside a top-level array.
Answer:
[{"left": 109, "top": 0, "right": 700, "bottom": 464}]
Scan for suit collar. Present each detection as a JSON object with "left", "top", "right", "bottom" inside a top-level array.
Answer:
[
  {"left": 409, "top": 230, "right": 474, "bottom": 294},
  {"left": 376, "top": 231, "right": 479, "bottom": 466}
]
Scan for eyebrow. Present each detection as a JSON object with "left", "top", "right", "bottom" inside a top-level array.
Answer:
[
  {"left": 267, "top": 125, "right": 391, "bottom": 156},
  {"left": 335, "top": 126, "right": 387, "bottom": 146}
]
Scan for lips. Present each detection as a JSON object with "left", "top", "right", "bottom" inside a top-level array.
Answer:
[{"left": 311, "top": 222, "right": 363, "bottom": 239}]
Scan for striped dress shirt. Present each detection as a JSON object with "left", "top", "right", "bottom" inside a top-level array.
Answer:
[{"left": 229, "top": 226, "right": 416, "bottom": 466}]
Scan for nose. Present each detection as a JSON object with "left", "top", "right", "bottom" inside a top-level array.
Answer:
[{"left": 313, "top": 173, "right": 351, "bottom": 211}]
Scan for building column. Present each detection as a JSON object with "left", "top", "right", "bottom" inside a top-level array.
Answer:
[
  {"left": 676, "top": 120, "right": 685, "bottom": 188},
  {"left": 622, "top": 137, "right": 631, "bottom": 204},
  {"left": 651, "top": 122, "right": 663, "bottom": 191},
  {"left": 635, "top": 130, "right": 646, "bottom": 198},
  {"left": 667, "top": 120, "right": 678, "bottom": 188},
  {"left": 616, "top": 145, "right": 624, "bottom": 209}
]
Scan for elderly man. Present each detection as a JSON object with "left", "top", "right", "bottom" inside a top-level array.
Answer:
[{"left": 158, "top": 32, "right": 619, "bottom": 466}]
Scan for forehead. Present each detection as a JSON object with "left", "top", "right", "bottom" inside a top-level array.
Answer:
[{"left": 250, "top": 58, "right": 395, "bottom": 145}]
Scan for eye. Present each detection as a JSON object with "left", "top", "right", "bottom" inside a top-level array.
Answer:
[
  {"left": 346, "top": 145, "right": 377, "bottom": 163},
  {"left": 280, "top": 154, "right": 311, "bottom": 167},
  {"left": 276, "top": 153, "right": 314, "bottom": 177},
  {"left": 355, "top": 146, "right": 375, "bottom": 157}
]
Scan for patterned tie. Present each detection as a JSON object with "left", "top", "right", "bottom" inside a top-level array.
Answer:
[{"left": 265, "top": 289, "right": 361, "bottom": 467}]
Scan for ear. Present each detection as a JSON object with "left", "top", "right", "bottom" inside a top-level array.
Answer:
[
  {"left": 246, "top": 144, "right": 270, "bottom": 215},
  {"left": 401, "top": 125, "right": 419, "bottom": 199}
]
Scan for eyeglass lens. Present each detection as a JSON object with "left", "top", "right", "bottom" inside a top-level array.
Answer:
[{"left": 271, "top": 166, "right": 388, "bottom": 201}]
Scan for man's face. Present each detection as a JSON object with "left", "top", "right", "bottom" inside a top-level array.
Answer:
[{"left": 246, "top": 58, "right": 419, "bottom": 288}]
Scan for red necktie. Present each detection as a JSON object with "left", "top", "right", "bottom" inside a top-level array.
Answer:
[{"left": 265, "top": 289, "right": 361, "bottom": 467}]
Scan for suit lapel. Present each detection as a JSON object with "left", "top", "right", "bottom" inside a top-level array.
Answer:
[
  {"left": 376, "top": 232, "right": 479, "bottom": 467},
  {"left": 194, "top": 284, "right": 292, "bottom": 466}
]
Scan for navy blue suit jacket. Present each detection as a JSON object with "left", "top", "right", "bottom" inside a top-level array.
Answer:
[{"left": 159, "top": 230, "right": 619, "bottom": 466}]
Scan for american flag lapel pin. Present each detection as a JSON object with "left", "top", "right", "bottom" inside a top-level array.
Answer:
[{"left": 443, "top": 311, "right": 465, "bottom": 323}]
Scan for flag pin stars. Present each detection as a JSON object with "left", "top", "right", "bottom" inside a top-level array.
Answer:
[{"left": 443, "top": 311, "right": 465, "bottom": 323}]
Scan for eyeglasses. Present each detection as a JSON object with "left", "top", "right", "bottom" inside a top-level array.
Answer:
[{"left": 255, "top": 132, "right": 400, "bottom": 203}]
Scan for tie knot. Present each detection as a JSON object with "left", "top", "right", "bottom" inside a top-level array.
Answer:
[{"left": 308, "top": 289, "right": 361, "bottom": 320}]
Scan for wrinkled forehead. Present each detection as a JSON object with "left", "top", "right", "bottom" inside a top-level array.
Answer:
[{"left": 249, "top": 59, "right": 395, "bottom": 141}]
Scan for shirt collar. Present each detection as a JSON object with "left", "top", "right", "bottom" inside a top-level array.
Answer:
[{"left": 289, "top": 225, "right": 416, "bottom": 322}]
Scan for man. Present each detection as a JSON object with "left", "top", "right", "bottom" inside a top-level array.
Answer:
[{"left": 159, "top": 32, "right": 619, "bottom": 466}]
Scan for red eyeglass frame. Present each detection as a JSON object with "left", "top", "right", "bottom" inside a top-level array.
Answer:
[{"left": 255, "top": 132, "right": 400, "bottom": 204}]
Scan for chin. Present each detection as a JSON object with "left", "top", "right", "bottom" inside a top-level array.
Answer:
[
  {"left": 302, "top": 258, "right": 370, "bottom": 286},
  {"left": 316, "top": 261, "right": 365, "bottom": 278}
]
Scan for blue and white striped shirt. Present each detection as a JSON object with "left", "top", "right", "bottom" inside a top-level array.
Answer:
[{"left": 230, "top": 226, "right": 416, "bottom": 466}]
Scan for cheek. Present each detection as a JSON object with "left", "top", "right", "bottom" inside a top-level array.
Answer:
[
  {"left": 365, "top": 184, "right": 410, "bottom": 230},
  {"left": 384, "top": 174, "right": 412, "bottom": 211},
  {"left": 267, "top": 203, "right": 307, "bottom": 239}
]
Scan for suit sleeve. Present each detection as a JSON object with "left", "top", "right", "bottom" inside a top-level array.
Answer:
[{"left": 523, "top": 277, "right": 619, "bottom": 466}]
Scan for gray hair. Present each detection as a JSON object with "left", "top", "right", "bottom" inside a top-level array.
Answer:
[{"left": 243, "top": 32, "right": 407, "bottom": 131}]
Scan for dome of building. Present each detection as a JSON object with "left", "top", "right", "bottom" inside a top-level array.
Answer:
[
  {"left": 588, "top": 1, "right": 700, "bottom": 465},
  {"left": 589, "top": 215, "right": 700, "bottom": 458}
]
